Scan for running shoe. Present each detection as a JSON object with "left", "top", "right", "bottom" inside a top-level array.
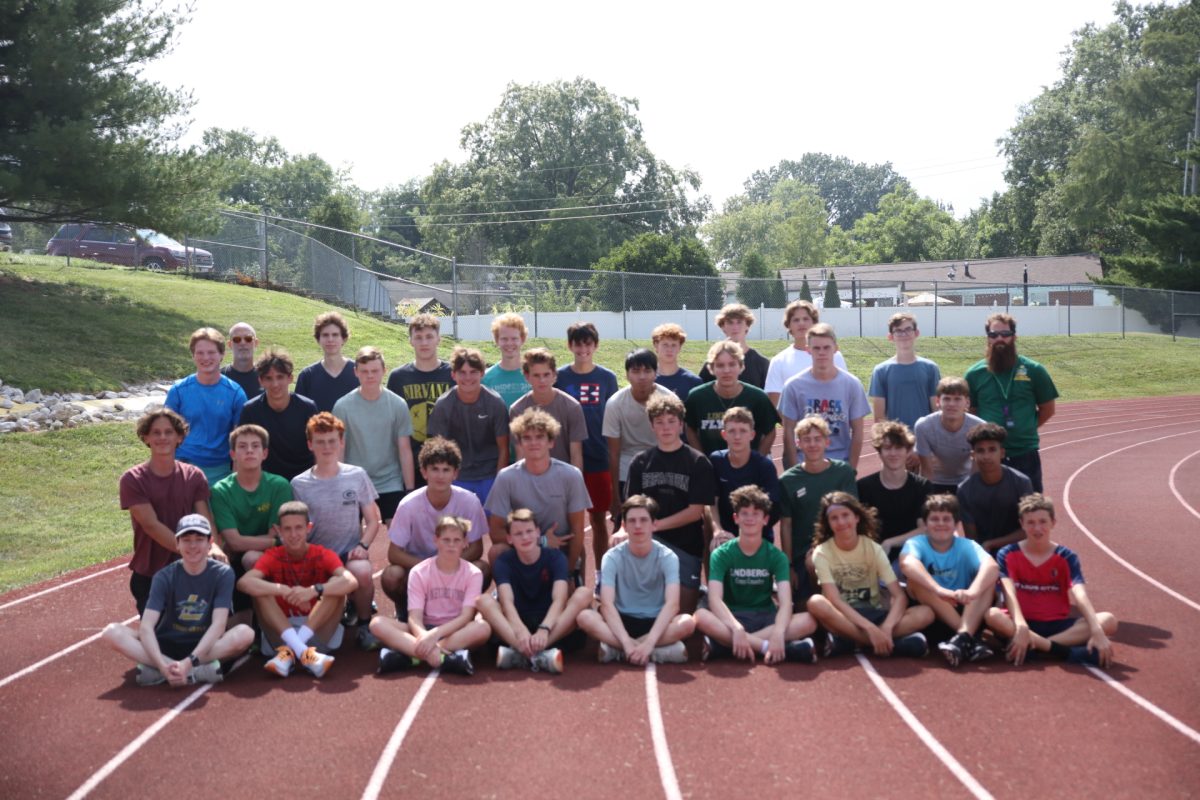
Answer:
[
  {"left": 496, "top": 645, "right": 530, "bottom": 670},
  {"left": 136, "top": 664, "right": 166, "bottom": 686},
  {"left": 598, "top": 642, "right": 625, "bottom": 663},
  {"left": 530, "top": 648, "right": 564, "bottom": 674},
  {"left": 784, "top": 637, "right": 817, "bottom": 664},
  {"left": 823, "top": 634, "right": 856, "bottom": 658},
  {"left": 937, "top": 632, "right": 971, "bottom": 667},
  {"left": 441, "top": 650, "right": 475, "bottom": 676},
  {"left": 966, "top": 635, "right": 995, "bottom": 663},
  {"left": 378, "top": 648, "right": 414, "bottom": 674},
  {"left": 892, "top": 632, "right": 929, "bottom": 658},
  {"left": 357, "top": 626, "right": 383, "bottom": 652},
  {"left": 265, "top": 646, "right": 295, "bottom": 678},
  {"left": 300, "top": 646, "right": 334, "bottom": 678},
  {"left": 650, "top": 641, "right": 688, "bottom": 664},
  {"left": 701, "top": 635, "right": 733, "bottom": 662},
  {"left": 189, "top": 660, "right": 224, "bottom": 685},
  {"left": 1067, "top": 645, "right": 1102, "bottom": 667}
]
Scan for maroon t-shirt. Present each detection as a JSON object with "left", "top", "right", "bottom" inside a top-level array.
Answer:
[{"left": 119, "top": 461, "right": 210, "bottom": 576}]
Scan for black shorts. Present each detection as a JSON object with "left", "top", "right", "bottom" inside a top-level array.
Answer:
[
  {"left": 130, "top": 571, "right": 154, "bottom": 616},
  {"left": 732, "top": 609, "right": 779, "bottom": 633},
  {"left": 619, "top": 612, "right": 657, "bottom": 639},
  {"left": 376, "top": 491, "right": 404, "bottom": 521},
  {"left": 518, "top": 612, "right": 587, "bottom": 653},
  {"left": 1029, "top": 617, "right": 1076, "bottom": 638},
  {"left": 156, "top": 636, "right": 198, "bottom": 661}
]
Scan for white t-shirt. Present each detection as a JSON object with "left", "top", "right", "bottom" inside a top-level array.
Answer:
[
  {"left": 765, "top": 346, "right": 848, "bottom": 395},
  {"left": 601, "top": 384, "right": 672, "bottom": 481}
]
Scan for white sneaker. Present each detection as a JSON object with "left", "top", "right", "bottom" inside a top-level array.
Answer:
[
  {"left": 300, "top": 646, "right": 334, "bottom": 678},
  {"left": 531, "top": 648, "right": 564, "bottom": 674},
  {"left": 264, "top": 646, "right": 295, "bottom": 678},
  {"left": 650, "top": 641, "right": 688, "bottom": 664},
  {"left": 189, "top": 660, "right": 224, "bottom": 684},
  {"left": 136, "top": 664, "right": 166, "bottom": 686},
  {"left": 598, "top": 642, "right": 625, "bottom": 663},
  {"left": 496, "top": 645, "right": 530, "bottom": 670}
]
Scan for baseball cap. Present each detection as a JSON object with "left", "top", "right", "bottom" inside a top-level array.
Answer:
[{"left": 175, "top": 514, "right": 213, "bottom": 538}]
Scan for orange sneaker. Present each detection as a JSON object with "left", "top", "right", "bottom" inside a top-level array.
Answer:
[
  {"left": 300, "top": 646, "right": 334, "bottom": 678},
  {"left": 265, "top": 646, "right": 295, "bottom": 678}
]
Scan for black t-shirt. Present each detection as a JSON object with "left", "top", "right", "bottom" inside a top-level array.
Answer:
[
  {"left": 386, "top": 361, "right": 455, "bottom": 457},
  {"left": 221, "top": 365, "right": 262, "bottom": 399},
  {"left": 626, "top": 444, "right": 715, "bottom": 558},
  {"left": 238, "top": 393, "right": 319, "bottom": 480},
  {"left": 294, "top": 360, "right": 359, "bottom": 414},
  {"left": 856, "top": 471, "right": 935, "bottom": 561},
  {"left": 699, "top": 347, "right": 770, "bottom": 390}
]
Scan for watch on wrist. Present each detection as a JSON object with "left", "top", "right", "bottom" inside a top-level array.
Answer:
[
  {"left": 188, "top": 654, "right": 200, "bottom": 668},
  {"left": 314, "top": 583, "right": 325, "bottom": 598},
  {"left": 358, "top": 540, "right": 369, "bottom": 551}
]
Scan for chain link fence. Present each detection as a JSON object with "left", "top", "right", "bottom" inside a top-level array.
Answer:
[{"left": 188, "top": 215, "right": 1200, "bottom": 341}]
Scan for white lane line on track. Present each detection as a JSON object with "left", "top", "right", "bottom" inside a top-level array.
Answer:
[
  {"left": 1040, "top": 418, "right": 1200, "bottom": 454},
  {"left": 856, "top": 654, "right": 994, "bottom": 800},
  {"left": 1085, "top": 666, "right": 1200, "bottom": 746},
  {"left": 0, "top": 563, "right": 129, "bottom": 612},
  {"left": 67, "top": 654, "right": 251, "bottom": 800},
  {"left": 1062, "top": 429, "right": 1200, "bottom": 613},
  {"left": 0, "top": 615, "right": 138, "bottom": 690},
  {"left": 1037, "top": 412, "right": 1200, "bottom": 442},
  {"left": 361, "top": 670, "right": 440, "bottom": 800},
  {"left": 644, "top": 663, "right": 683, "bottom": 800},
  {"left": 1168, "top": 450, "right": 1200, "bottom": 521}
]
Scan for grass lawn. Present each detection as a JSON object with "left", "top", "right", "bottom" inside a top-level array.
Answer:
[{"left": 1, "top": 254, "right": 1198, "bottom": 592}]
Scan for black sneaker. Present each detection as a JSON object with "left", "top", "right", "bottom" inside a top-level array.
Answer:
[
  {"left": 701, "top": 635, "right": 733, "bottom": 662},
  {"left": 823, "top": 634, "right": 857, "bottom": 658},
  {"left": 966, "top": 635, "right": 995, "bottom": 663},
  {"left": 1067, "top": 645, "right": 1101, "bottom": 667},
  {"left": 892, "top": 632, "right": 928, "bottom": 658},
  {"left": 784, "top": 637, "right": 817, "bottom": 664},
  {"left": 441, "top": 650, "right": 475, "bottom": 676},
  {"left": 937, "top": 632, "right": 971, "bottom": 667},
  {"left": 378, "top": 649, "right": 413, "bottom": 674}
]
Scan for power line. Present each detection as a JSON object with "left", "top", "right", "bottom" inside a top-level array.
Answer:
[
  {"left": 382, "top": 207, "right": 674, "bottom": 228},
  {"left": 375, "top": 199, "right": 677, "bottom": 222}
]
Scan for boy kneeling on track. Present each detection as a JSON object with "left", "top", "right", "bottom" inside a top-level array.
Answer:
[
  {"left": 899, "top": 494, "right": 998, "bottom": 667},
  {"left": 984, "top": 493, "right": 1118, "bottom": 668},
  {"left": 370, "top": 516, "right": 491, "bottom": 676},
  {"left": 237, "top": 501, "right": 357, "bottom": 679},
  {"left": 577, "top": 495, "right": 697, "bottom": 665},
  {"left": 806, "top": 492, "right": 934, "bottom": 658},
  {"left": 103, "top": 514, "right": 253, "bottom": 687},
  {"left": 694, "top": 485, "right": 818, "bottom": 665},
  {"left": 476, "top": 509, "right": 593, "bottom": 674}
]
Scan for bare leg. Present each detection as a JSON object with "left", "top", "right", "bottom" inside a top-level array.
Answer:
[{"left": 344, "top": 558, "right": 375, "bottom": 619}]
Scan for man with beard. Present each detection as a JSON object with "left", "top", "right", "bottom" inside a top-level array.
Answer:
[{"left": 964, "top": 314, "right": 1058, "bottom": 493}]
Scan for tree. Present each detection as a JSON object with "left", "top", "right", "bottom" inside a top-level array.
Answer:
[
  {"left": 704, "top": 179, "right": 838, "bottom": 270},
  {"left": 0, "top": 1, "right": 221, "bottom": 230},
  {"left": 736, "top": 252, "right": 786, "bottom": 309},
  {"left": 309, "top": 193, "right": 362, "bottom": 260},
  {"left": 847, "top": 186, "right": 961, "bottom": 263},
  {"left": 799, "top": 275, "right": 814, "bottom": 303},
  {"left": 823, "top": 276, "right": 843, "bottom": 309},
  {"left": 202, "top": 128, "right": 341, "bottom": 219},
  {"left": 589, "top": 233, "right": 718, "bottom": 312},
  {"left": 428, "top": 77, "right": 708, "bottom": 266},
  {"left": 742, "top": 154, "right": 908, "bottom": 228}
]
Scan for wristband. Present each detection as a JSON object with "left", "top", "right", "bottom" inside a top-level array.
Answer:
[
  {"left": 358, "top": 540, "right": 369, "bottom": 551},
  {"left": 314, "top": 583, "right": 325, "bottom": 598},
  {"left": 188, "top": 654, "right": 200, "bottom": 667},
  {"left": 537, "top": 624, "right": 551, "bottom": 633},
  {"left": 538, "top": 535, "right": 547, "bottom": 547}
]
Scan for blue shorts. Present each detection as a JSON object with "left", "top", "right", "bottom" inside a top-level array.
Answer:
[{"left": 454, "top": 477, "right": 494, "bottom": 507}]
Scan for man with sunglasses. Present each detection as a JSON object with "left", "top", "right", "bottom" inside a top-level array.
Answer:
[
  {"left": 221, "top": 322, "right": 263, "bottom": 400},
  {"left": 964, "top": 313, "right": 1058, "bottom": 492}
]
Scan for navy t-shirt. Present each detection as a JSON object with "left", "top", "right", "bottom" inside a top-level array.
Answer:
[
  {"left": 492, "top": 546, "right": 569, "bottom": 623},
  {"left": 709, "top": 449, "right": 780, "bottom": 542},
  {"left": 555, "top": 364, "right": 619, "bottom": 472}
]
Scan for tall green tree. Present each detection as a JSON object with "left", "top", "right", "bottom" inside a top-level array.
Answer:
[
  {"left": 799, "top": 275, "right": 814, "bottom": 303},
  {"left": 704, "top": 179, "right": 838, "bottom": 270},
  {"left": 589, "top": 233, "right": 718, "bottom": 311},
  {"left": 0, "top": 0, "right": 220, "bottom": 230},
  {"left": 847, "top": 186, "right": 961, "bottom": 263},
  {"left": 822, "top": 276, "right": 843, "bottom": 309},
  {"left": 736, "top": 252, "right": 786, "bottom": 309},
  {"left": 742, "top": 154, "right": 908, "bottom": 228}
]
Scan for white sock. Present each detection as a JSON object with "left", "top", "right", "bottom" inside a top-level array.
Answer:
[
  {"left": 760, "top": 640, "right": 770, "bottom": 655},
  {"left": 282, "top": 628, "right": 307, "bottom": 656}
]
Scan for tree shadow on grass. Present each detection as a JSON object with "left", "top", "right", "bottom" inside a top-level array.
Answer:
[{"left": 0, "top": 273, "right": 204, "bottom": 393}]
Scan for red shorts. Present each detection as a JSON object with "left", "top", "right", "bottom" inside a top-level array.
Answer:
[{"left": 584, "top": 470, "right": 613, "bottom": 514}]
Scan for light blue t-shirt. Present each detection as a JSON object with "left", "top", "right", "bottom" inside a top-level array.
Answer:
[
  {"left": 900, "top": 534, "right": 988, "bottom": 592},
  {"left": 482, "top": 364, "right": 530, "bottom": 408},
  {"left": 601, "top": 539, "right": 679, "bottom": 619},
  {"left": 165, "top": 374, "right": 247, "bottom": 467},
  {"left": 868, "top": 357, "right": 941, "bottom": 428}
]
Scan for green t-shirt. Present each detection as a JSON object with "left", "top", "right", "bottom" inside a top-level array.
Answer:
[
  {"left": 778, "top": 460, "right": 858, "bottom": 560},
  {"left": 964, "top": 355, "right": 1058, "bottom": 457},
  {"left": 708, "top": 538, "right": 790, "bottom": 612},
  {"left": 482, "top": 364, "right": 530, "bottom": 408},
  {"left": 683, "top": 381, "right": 778, "bottom": 456},
  {"left": 211, "top": 471, "right": 293, "bottom": 537}
]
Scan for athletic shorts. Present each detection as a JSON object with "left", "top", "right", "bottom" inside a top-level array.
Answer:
[
  {"left": 454, "top": 477, "right": 494, "bottom": 508},
  {"left": 518, "top": 611, "right": 587, "bottom": 653},
  {"left": 732, "top": 609, "right": 778, "bottom": 633},
  {"left": 156, "top": 636, "right": 199, "bottom": 661},
  {"left": 658, "top": 539, "right": 701, "bottom": 590},
  {"left": 619, "top": 612, "right": 657, "bottom": 639},
  {"left": 1028, "top": 617, "right": 1076, "bottom": 638},
  {"left": 376, "top": 491, "right": 404, "bottom": 522},
  {"left": 856, "top": 606, "right": 889, "bottom": 626},
  {"left": 584, "top": 470, "right": 612, "bottom": 514},
  {"left": 130, "top": 571, "right": 154, "bottom": 616}
]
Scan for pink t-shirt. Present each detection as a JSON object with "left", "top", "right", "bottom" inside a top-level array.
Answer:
[
  {"left": 407, "top": 558, "right": 482, "bottom": 626},
  {"left": 387, "top": 486, "right": 487, "bottom": 558}
]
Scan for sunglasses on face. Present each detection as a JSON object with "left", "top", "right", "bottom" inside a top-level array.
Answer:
[
  {"left": 230, "top": 336, "right": 255, "bottom": 344},
  {"left": 986, "top": 330, "right": 1015, "bottom": 339}
]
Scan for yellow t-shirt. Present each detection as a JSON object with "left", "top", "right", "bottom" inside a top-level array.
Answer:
[{"left": 813, "top": 536, "right": 896, "bottom": 610}]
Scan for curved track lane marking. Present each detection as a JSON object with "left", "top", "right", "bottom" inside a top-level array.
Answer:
[
  {"left": 644, "top": 663, "right": 683, "bottom": 800},
  {"left": 1085, "top": 666, "right": 1200, "bottom": 746},
  {"left": 361, "top": 670, "right": 440, "bottom": 800},
  {"left": 0, "top": 615, "right": 138, "bottom": 690},
  {"left": 1167, "top": 449, "right": 1200, "bottom": 521},
  {"left": 66, "top": 654, "right": 251, "bottom": 799},
  {"left": 1062, "top": 429, "right": 1200, "bottom": 613},
  {"left": 1039, "top": 418, "right": 1200, "bottom": 454},
  {"left": 0, "top": 563, "right": 129, "bottom": 612},
  {"left": 856, "top": 654, "right": 994, "bottom": 800}
]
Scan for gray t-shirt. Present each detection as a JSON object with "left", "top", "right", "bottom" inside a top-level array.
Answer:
[
  {"left": 601, "top": 539, "right": 679, "bottom": 619},
  {"left": 146, "top": 559, "right": 235, "bottom": 649},
  {"left": 428, "top": 387, "right": 510, "bottom": 481},
  {"left": 290, "top": 463, "right": 379, "bottom": 554},
  {"left": 510, "top": 389, "right": 587, "bottom": 466},
  {"left": 957, "top": 466, "right": 1034, "bottom": 544},
  {"left": 779, "top": 368, "right": 870, "bottom": 461},
  {"left": 913, "top": 411, "right": 985, "bottom": 486},
  {"left": 601, "top": 384, "right": 673, "bottom": 481},
  {"left": 332, "top": 389, "right": 414, "bottom": 493},
  {"left": 868, "top": 357, "right": 941, "bottom": 428},
  {"left": 485, "top": 459, "right": 591, "bottom": 543}
]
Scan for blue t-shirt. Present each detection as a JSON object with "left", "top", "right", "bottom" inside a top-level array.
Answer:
[
  {"left": 492, "top": 546, "right": 569, "bottom": 623},
  {"left": 601, "top": 539, "right": 679, "bottom": 619},
  {"left": 165, "top": 374, "right": 247, "bottom": 467},
  {"left": 900, "top": 534, "right": 988, "bottom": 592},
  {"left": 709, "top": 449, "right": 780, "bottom": 542},
  {"left": 555, "top": 364, "right": 619, "bottom": 472},
  {"left": 656, "top": 368, "right": 703, "bottom": 404},
  {"left": 868, "top": 357, "right": 941, "bottom": 428}
]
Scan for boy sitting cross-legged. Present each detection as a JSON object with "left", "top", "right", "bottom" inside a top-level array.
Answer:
[
  {"left": 476, "top": 509, "right": 594, "bottom": 673},
  {"left": 695, "top": 486, "right": 818, "bottom": 665},
  {"left": 370, "top": 516, "right": 492, "bottom": 676},
  {"left": 984, "top": 493, "right": 1118, "bottom": 668},
  {"left": 577, "top": 495, "right": 697, "bottom": 665},
  {"left": 806, "top": 492, "right": 934, "bottom": 658},
  {"left": 899, "top": 494, "right": 998, "bottom": 667},
  {"left": 237, "top": 501, "right": 358, "bottom": 679}
]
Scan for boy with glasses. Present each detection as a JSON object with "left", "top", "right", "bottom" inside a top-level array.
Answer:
[{"left": 868, "top": 312, "right": 940, "bottom": 431}]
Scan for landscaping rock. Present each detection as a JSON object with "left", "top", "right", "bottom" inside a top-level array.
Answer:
[{"left": 25, "top": 388, "right": 43, "bottom": 403}]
